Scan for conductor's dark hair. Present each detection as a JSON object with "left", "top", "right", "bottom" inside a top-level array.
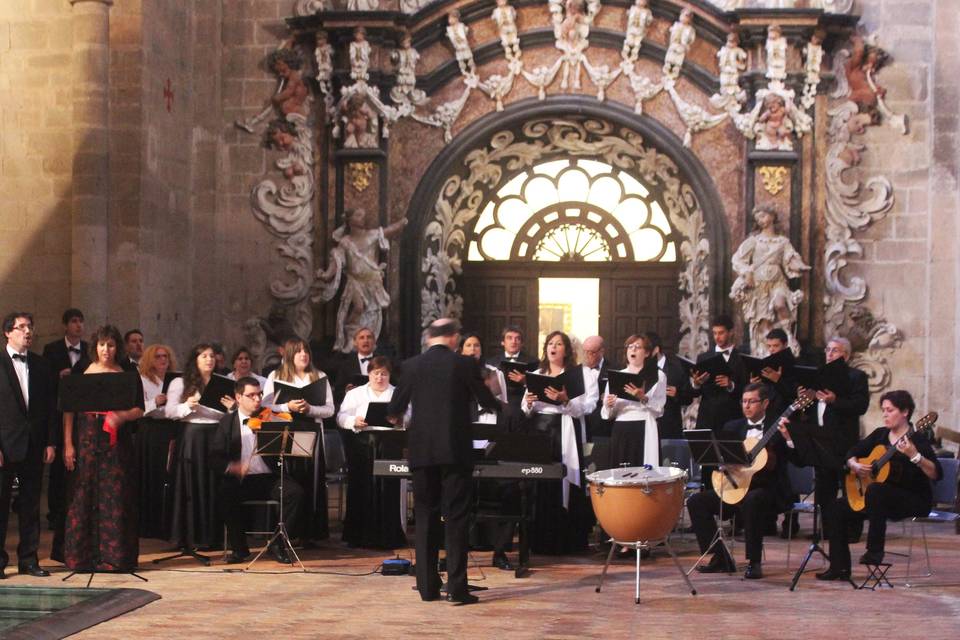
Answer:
[
  {"left": 89, "top": 325, "right": 125, "bottom": 364},
  {"left": 711, "top": 314, "right": 734, "bottom": 330},
  {"left": 62, "top": 308, "right": 84, "bottom": 325},
  {"left": 234, "top": 376, "right": 261, "bottom": 395},
  {"left": 742, "top": 382, "right": 768, "bottom": 401},
  {"left": 879, "top": 389, "right": 915, "bottom": 421},
  {"left": 765, "top": 328, "right": 789, "bottom": 343},
  {"left": 501, "top": 325, "right": 524, "bottom": 340},
  {"left": 2, "top": 312, "right": 33, "bottom": 334},
  {"left": 427, "top": 318, "right": 460, "bottom": 339}
]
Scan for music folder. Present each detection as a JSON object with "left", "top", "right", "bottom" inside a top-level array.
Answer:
[
  {"left": 741, "top": 349, "right": 794, "bottom": 381},
  {"left": 273, "top": 378, "right": 327, "bottom": 407},
  {"left": 363, "top": 401, "right": 391, "bottom": 427},
  {"left": 198, "top": 373, "right": 235, "bottom": 413},
  {"left": 606, "top": 358, "right": 659, "bottom": 400},
  {"left": 499, "top": 360, "right": 533, "bottom": 387},
  {"left": 525, "top": 370, "right": 584, "bottom": 405},
  {"left": 794, "top": 358, "right": 850, "bottom": 395},
  {"left": 349, "top": 374, "right": 369, "bottom": 388},
  {"left": 678, "top": 353, "right": 733, "bottom": 383},
  {"left": 59, "top": 371, "right": 145, "bottom": 413}
]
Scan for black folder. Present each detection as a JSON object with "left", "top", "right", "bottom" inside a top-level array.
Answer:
[
  {"left": 525, "top": 370, "right": 583, "bottom": 406},
  {"left": 198, "top": 373, "right": 235, "bottom": 413},
  {"left": 349, "top": 374, "right": 369, "bottom": 388},
  {"left": 607, "top": 359, "right": 660, "bottom": 401},
  {"left": 364, "top": 401, "right": 391, "bottom": 427},
  {"left": 499, "top": 360, "right": 535, "bottom": 387},
  {"left": 794, "top": 358, "right": 850, "bottom": 395},
  {"left": 59, "top": 372, "right": 145, "bottom": 413},
  {"left": 741, "top": 349, "right": 794, "bottom": 381},
  {"left": 273, "top": 377, "right": 327, "bottom": 407},
  {"left": 678, "top": 353, "right": 732, "bottom": 383}
]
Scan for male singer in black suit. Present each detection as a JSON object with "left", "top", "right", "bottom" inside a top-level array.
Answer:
[
  {"left": 0, "top": 312, "right": 57, "bottom": 578},
  {"left": 333, "top": 326, "right": 377, "bottom": 404},
  {"left": 210, "top": 376, "right": 304, "bottom": 565},
  {"left": 691, "top": 315, "right": 746, "bottom": 433},
  {"left": 799, "top": 336, "right": 869, "bottom": 532},
  {"left": 581, "top": 335, "right": 613, "bottom": 441},
  {"left": 484, "top": 325, "right": 536, "bottom": 410},
  {"left": 688, "top": 383, "right": 796, "bottom": 580},
  {"left": 747, "top": 328, "right": 799, "bottom": 418},
  {"left": 646, "top": 332, "right": 693, "bottom": 440},
  {"left": 120, "top": 329, "right": 144, "bottom": 372},
  {"left": 389, "top": 318, "right": 498, "bottom": 605},
  {"left": 41, "top": 307, "right": 89, "bottom": 562}
]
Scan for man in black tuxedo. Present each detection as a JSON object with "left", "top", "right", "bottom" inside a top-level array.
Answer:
[
  {"left": 746, "top": 328, "right": 799, "bottom": 419},
  {"left": 41, "top": 307, "right": 89, "bottom": 561},
  {"left": 581, "top": 335, "right": 613, "bottom": 441},
  {"left": 209, "top": 377, "right": 304, "bottom": 565},
  {"left": 333, "top": 326, "right": 377, "bottom": 404},
  {"left": 691, "top": 315, "right": 746, "bottom": 433},
  {"left": 120, "top": 329, "right": 144, "bottom": 372},
  {"left": 389, "top": 318, "right": 498, "bottom": 605},
  {"left": 800, "top": 336, "right": 869, "bottom": 528},
  {"left": 0, "top": 312, "right": 57, "bottom": 578},
  {"left": 484, "top": 325, "right": 536, "bottom": 410},
  {"left": 688, "top": 383, "right": 796, "bottom": 580},
  {"left": 646, "top": 332, "right": 693, "bottom": 440}
]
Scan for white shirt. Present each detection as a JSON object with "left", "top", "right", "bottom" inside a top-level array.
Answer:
[
  {"left": 484, "top": 363, "right": 508, "bottom": 403},
  {"left": 264, "top": 371, "right": 334, "bottom": 422},
  {"left": 357, "top": 352, "right": 375, "bottom": 376},
  {"left": 657, "top": 354, "right": 667, "bottom": 370},
  {"left": 600, "top": 368, "right": 667, "bottom": 423},
  {"left": 817, "top": 400, "right": 827, "bottom": 426},
  {"left": 337, "top": 383, "right": 407, "bottom": 431},
  {"left": 141, "top": 375, "right": 168, "bottom": 418},
  {"left": 65, "top": 338, "right": 83, "bottom": 367},
  {"left": 716, "top": 345, "right": 734, "bottom": 361},
  {"left": 7, "top": 344, "right": 29, "bottom": 409},
  {"left": 237, "top": 409, "right": 272, "bottom": 476},
  {"left": 745, "top": 421, "right": 765, "bottom": 440},
  {"left": 164, "top": 377, "right": 224, "bottom": 423}
]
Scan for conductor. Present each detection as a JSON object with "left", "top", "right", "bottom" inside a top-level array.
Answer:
[{"left": 388, "top": 318, "right": 498, "bottom": 605}]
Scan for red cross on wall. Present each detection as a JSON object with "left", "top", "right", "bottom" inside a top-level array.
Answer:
[{"left": 163, "top": 78, "right": 174, "bottom": 113}]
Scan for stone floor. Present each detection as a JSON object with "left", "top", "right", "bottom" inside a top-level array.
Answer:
[{"left": 5, "top": 514, "right": 960, "bottom": 639}]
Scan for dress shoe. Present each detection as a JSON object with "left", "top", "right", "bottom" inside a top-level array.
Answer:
[
  {"left": 270, "top": 545, "right": 293, "bottom": 565},
  {"left": 743, "top": 562, "right": 763, "bottom": 580},
  {"left": 447, "top": 592, "right": 479, "bottom": 606},
  {"left": 0, "top": 567, "right": 6, "bottom": 580},
  {"left": 224, "top": 551, "right": 250, "bottom": 565},
  {"left": 859, "top": 550, "right": 884, "bottom": 565},
  {"left": 815, "top": 566, "right": 852, "bottom": 581},
  {"left": 18, "top": 565, "right": 50, "bottom": 577},
  {"left": 420, "top": 590, "right": 442, "bottom": 602},
  {"left": 491, "top": 552, "right": 513, "bottom": 571},
  {"left": 697, "top": 553, "right": 735, "bottom": 574}
]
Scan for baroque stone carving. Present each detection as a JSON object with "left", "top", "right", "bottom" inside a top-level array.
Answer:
[
  {"left": 710, "top": 32, "right": 747, "bottom": 111},
  {"left": 758, "top": 165, "right": 787, "bottom": 195},
  {"left": 801, "top": 30, "right": 825, "bottom": 110},
  {"left": 662, "top": 9, "right": 696, "bottom": 81}
]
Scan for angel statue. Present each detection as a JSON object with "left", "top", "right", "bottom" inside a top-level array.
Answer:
[
  {"left": 316, "top": 208, "right": 408, "bottom": 353},
  {"left": 662, "top": 8, "right": 695, "bottom": 80},
  {"left": 730, "top": 206, "right": 811, "bottom": 356}
]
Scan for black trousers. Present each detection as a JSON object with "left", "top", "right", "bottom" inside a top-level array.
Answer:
[
  {"left": 824, "top": 482, "right": 930, "bottom": 570},
  {"left": 0, "top": 445, "right": 44, "bottom": 570},
  {"left": 412, "top": 464, "right": 473, "bottom": 600},
  {"left": 688, "top": 485, "right": 779, "bottom": 563},
  {"left": 218, "top": 472, "right": 303, "bottom": 556}
]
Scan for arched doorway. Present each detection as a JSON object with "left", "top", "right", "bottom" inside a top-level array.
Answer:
[{"left": 401, "top": 97, "right": 729, "bottom": 359}]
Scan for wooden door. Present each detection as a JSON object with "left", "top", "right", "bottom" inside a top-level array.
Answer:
[
  {"left": 460, "top": 270, "right": 538, "bottom": 353},
  {"left": 600, "top": 266, "right": 679, "bottom": 364}
]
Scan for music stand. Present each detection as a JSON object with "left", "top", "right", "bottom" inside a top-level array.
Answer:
[
  {"left": 244, "top": 423, "right": 315, "bottom": 572},
  {"left": 684, "top": 430, "right": 749, "bottom": 575},
  {"left": 784, "top": 422, "right": 856, "bottom": 590}
]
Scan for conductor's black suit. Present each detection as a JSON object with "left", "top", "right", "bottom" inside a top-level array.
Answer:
[{"left": 389, "top": 344, "right": 498, "bottom": 601}]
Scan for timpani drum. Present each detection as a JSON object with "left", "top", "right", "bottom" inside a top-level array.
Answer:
[{"left": 587, "top": 466, "right": 687, "bottom": 543}]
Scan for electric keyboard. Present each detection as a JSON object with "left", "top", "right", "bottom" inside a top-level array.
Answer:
[{"left": 373, "top": 459, "right": 564, "bottom": 480}]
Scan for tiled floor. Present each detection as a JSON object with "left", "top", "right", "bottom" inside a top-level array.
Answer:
[{"left": 5, "top": 518, "right": 960, "bottom": 639}]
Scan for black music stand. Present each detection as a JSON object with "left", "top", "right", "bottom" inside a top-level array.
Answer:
[
  {"left": 784, "top": 422, "right": 856, "bottom": 590},
  {"left": 244, "top": 424, "right": 315, "bottom": 572},
  {"left": 684, "top": 430, "right": 749, "bottom": 575}
]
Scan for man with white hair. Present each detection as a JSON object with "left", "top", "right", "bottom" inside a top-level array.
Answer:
[{"left": 581, "top": 335, "right": 612, "bottom": 441}]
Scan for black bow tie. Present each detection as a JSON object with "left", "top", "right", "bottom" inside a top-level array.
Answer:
[
  {"left": 11, "top": 353, "right": 26, "bottom": 362},
  {"left": 360, "top": 356, "right": 373, "bottom": 364},
  {"left": 69, "top": 346, "right": 81, "bottom": 354}
]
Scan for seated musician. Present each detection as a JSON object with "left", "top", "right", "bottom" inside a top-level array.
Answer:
[
  {"left": 210, "top": 376, "right": 304, "bottom": 565},
  {"left": 816, "top": 390, "right": 942, "bottom": 581},
  {"left": 689, "top": 383, "right": 797, "bottom": 579}
]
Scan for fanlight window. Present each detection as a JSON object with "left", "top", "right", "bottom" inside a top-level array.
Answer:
[{"left": 467, "top": 159, "right": 676, "bottom": 262}]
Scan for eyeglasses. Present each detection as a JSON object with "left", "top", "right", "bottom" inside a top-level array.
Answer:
[
  {"left": 741, "top": 398, "right": 764, "bottom": 405},
  {"left": 11, "top": 324, "right": 33, "bottom": 332},
  {"left": 242, "top": 391, "right": 263, "bottom": 399},
  {"left": 625, "top": 345, "right": 645, "bottom": 351}
]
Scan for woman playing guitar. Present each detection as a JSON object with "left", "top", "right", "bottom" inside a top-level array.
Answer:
[{"left": 816, "top": 390, "right": 943, "bottom": 581}]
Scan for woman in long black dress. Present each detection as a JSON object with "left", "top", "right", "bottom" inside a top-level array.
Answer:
[{"left": 63, "top": 325, "right": 144, "bottom": 571}]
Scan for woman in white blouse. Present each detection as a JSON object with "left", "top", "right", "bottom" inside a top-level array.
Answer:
[
  {"left": 226, "top": 346, "right": 266, "bottom": 387},
  {"left": 522, "top": 330, "right": 597, "bottom": 555},
  {"left": 165, "top": 343, "right": 235, "bottom": 423},
  {"left": 139, "top": 344, "right": 177, "bottom": 418},
  {"left": 263, "top": 338, "right": 334, "bottom": 541},
  {"left": 601, "top": 333, "right": 667, "bottom": 468},
  {"left": 336, "top": 356, "right": 408, "bottom": 549}
]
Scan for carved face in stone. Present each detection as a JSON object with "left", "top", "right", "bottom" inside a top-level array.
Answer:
[
  {"left": 348, "top": 208, "right": 368, "bottom": 230},
  {"left": 354, "top": 27, "right": 366, "bottom": 42},
  {"left": 680, "top": 9, "right": 692, "bottom": 25},
  {"left": 273, "top": 59, "right": 291, "bottom": 79},
  {"left": 753, "top": 208, "right": 775, "bottom": 230},
  {"left": 448, "top": 10, "right": 460, "bottom": 25},
  {"left": 768, "top": 24, "right": 782, "bottom": 40},
  {"left": 726, "top": 32, "right": 739, "bottom": 47}
]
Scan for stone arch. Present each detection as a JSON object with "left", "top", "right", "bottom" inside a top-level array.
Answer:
[{"left": 400, "top": 94, "right": 729, "bottom": 356}]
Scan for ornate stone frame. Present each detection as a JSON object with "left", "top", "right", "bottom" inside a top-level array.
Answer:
[{"left": 400, "top": 96, "right": 729, "bottom": 359}]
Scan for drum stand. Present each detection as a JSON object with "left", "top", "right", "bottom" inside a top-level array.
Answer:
[{"left": 596, "top": 537, "right": 697, "bottom": 604}]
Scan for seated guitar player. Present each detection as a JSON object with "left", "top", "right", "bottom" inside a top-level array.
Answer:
[
  {"left": 816, "top": 390, "right": 942, "bottom": 581},
  {"left": 689, "top": 383, "right": 798, "bottom": 580}
]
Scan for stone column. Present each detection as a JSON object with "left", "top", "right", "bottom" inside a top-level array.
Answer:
[{"left": 70, "top": 0, "right": 112, "bottom": 323}]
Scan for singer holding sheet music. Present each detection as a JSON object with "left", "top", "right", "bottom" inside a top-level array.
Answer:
[
  {"left": 522, "top": 331, "right": 597, "bottom": 555},
  {"left": 137, "top": 343, "right": 180, "bottom": 539},
  {"left": 140, "top": 344, "right": 177, "bottom": 419},
  {"left": 63, "top": 325, "right": 144, "bottom": 572},
  {"left": 601, "top": 334, "right": 666, "bottom": 469},
  {"left": 336, "top": 356, "right": 408, "bottom": 549},
  {"left": 263, "top": 338, "right": 334, "bottom": 540}
]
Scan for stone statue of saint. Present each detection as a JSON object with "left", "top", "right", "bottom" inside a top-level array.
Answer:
[
  {"left": 765, "top": 23, "right": 788, "bottom": 84},
  {"left": 317, "top": 208, "right": 408, "bottom": 353},
  {"left": 730, "top": 206, "right": 811, "bottom": 355},
  {"left": 349, "top": 26, "right": 371, "bottom": 83},
  {"left": 492, "top": 0, "right": 520, "bottom": 61},
  {"left": 446, "top": 10, "right": 476, "bottom": 77},
  {"left": 662, "top": 8, "right": 695, "bottom": 80},
  {"left": 621, "top": 0, "right": 652, "bottom": 63}
]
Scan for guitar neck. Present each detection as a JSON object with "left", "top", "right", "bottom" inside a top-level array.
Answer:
[
  {"left": 748, "top": 400, "right": 802, "bottom": 458},
  {"left": 871, "top": 419, "right": 935, "bottom": 471}
]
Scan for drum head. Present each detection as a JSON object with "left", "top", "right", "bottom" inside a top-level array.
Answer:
[{"left": 586, "top": 465, "right": 686, "bottom": 487}]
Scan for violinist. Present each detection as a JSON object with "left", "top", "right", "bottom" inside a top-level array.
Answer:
[
  {"left": 209, "top": 377, "right": 304, "bottom": 565},
  {"left": 816, "top": 390, "right": 942, "bottom": 581}
]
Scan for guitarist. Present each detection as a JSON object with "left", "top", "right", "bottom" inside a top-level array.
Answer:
[
  {"left": 689, "top": 383, "right": 798, "bottom": 579},
  {"left": 816, "top": 390, "right": 942, "bottom": 581}
]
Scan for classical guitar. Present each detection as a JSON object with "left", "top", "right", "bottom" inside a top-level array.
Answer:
[
  {"left": 712, "top": 391, "right": 816, "bottom": 505},
  {"left": 844, "top": 412, "right": 938, "bottom": 512}
]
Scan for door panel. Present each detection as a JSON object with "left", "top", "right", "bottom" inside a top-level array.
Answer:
[
  {"left": 461, "top": 273, "right": 538, "bottom": 353},
  {"left": 600, "top": 269, "right": 679, "bottom": 364}
]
